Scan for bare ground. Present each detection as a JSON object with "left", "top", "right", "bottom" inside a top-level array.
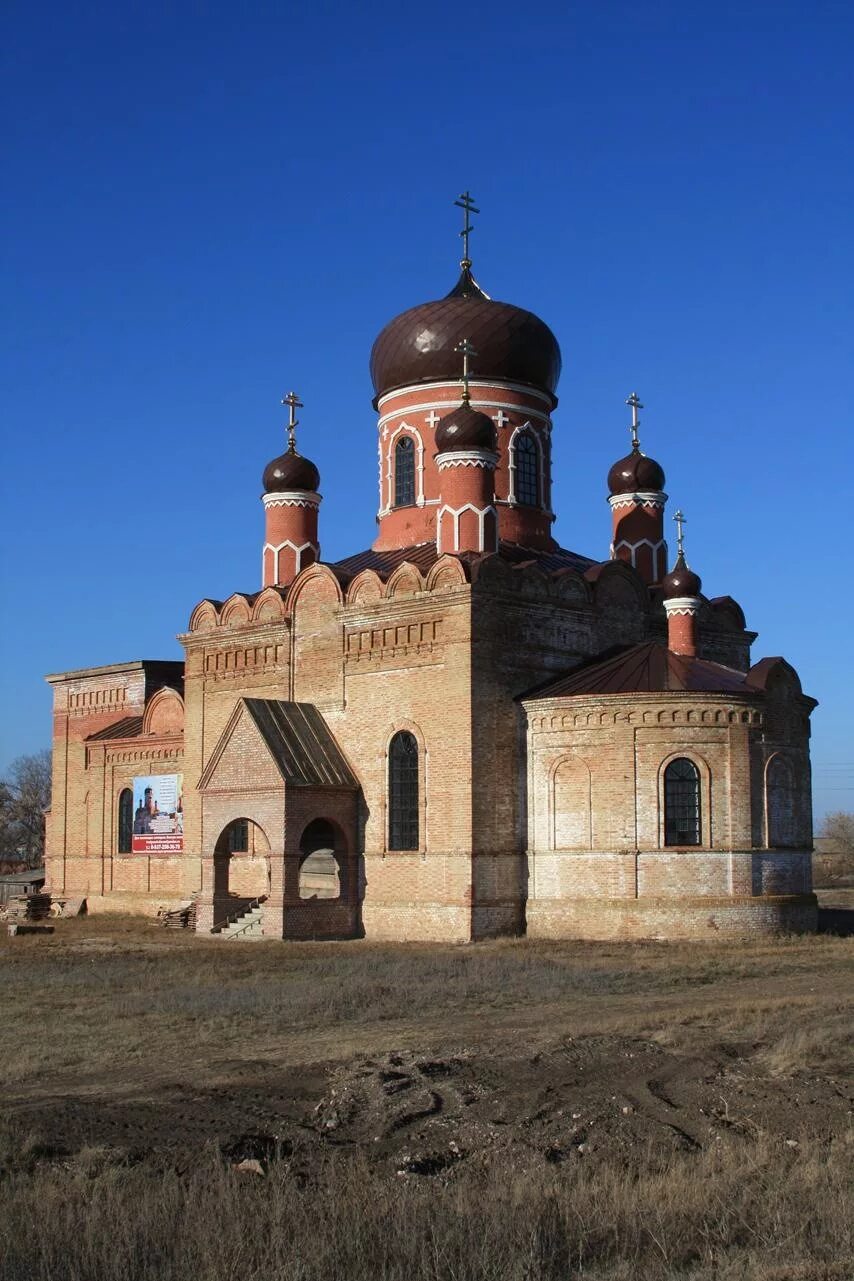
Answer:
[{"left": 1, "top": 916, "right": 852, "bottom": 1280}]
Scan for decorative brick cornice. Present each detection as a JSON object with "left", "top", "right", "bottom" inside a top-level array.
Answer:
[
  {"left": 262, "top": 491, "right": 321, "bottom": 509},
  {"left": 608, "top": 491, "right": 667, "bottom": 511},
  {"left": 435, "top": 449, "right": 499, "bottom": 470}
]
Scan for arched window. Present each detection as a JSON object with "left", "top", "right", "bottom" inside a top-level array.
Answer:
[
  {"left": 664, "top": 758, "right": 701, "bottom": 846},
  {"left": 389, "top": 731, "right": 419, "bottom": 850},
  {"left": 224, "top": 819, "right": 249, "bottom": 853},
  {"left": 514, "top": 431, "right": 539, "bottom": 507},
  {"left": 117, "top": 788, "right": 133, "bottom": 854},
  {"left": 767, "top": 757, "right": 796, "bottom": 847},
  {"left": 394, "top": 435, "right": 416, "bottom": 507}
]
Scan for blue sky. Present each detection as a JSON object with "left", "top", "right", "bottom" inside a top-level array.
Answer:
[{"left": 2, "top": 1, "right": 851, "bottom": 821}]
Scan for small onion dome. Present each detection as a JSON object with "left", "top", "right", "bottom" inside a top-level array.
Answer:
[
  {"left": 370, "top": 267, "right": 562, "bottom": 408},
  {"left": 262, "top": 447, "right": 320, "bottom": 494},
  {"left": 607, "top": 446, "right": 666, "bottom": 495},
  {"left": 662, "top": 553, "right": 702, "bottom": 599},
  {"left": 435, "top": 401, "right": 497, "bottom": 453}
]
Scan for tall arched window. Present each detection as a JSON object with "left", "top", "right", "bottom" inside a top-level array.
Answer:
[
  {"left": 664, "top": 758, "right": 701, "bottom": 846},
  {"left": 514, "top": 431, "right": 539, "bottom": 507},
  {"left": 117, "top": 788, "right": 133, "bottom": 853},
  {"left": 767, "top": 756, "right": 796, "bottom": 847},
  {"left": 389, "top": 731, "right": 419, "bottom": 850},
  {"left": 394, "top": 435, "right": 415, "bottom": 507}
]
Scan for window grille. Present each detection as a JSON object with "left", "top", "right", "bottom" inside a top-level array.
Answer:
[
  {"left": 394, "top": 436, "right": 416, "bottom": 507},
  {"left": 514, "top": 432, "right": 539, "bottom": 506},
  {"left": 225, "top": 819, "right": 249, "bottom": 853},
  {"left": 117, "top": 788, "right": 133, "bottom": 853},
  {"left": 389, "top": 731, "right": 419, "bottom": 850},
  {"left": 664, "top": 758, "right": 701, "bottom": 846}
]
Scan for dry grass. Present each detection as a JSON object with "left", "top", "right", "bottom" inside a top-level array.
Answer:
[
  {"left": 0, "top": 916, "right": 851, "bottom": 1280},
  {"left": 1, "top": 1129, "right": 851, "bottom": 1281}
]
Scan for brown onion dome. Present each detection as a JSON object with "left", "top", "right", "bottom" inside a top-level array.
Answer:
[
  {"left": 662, "top": 553, "right": 702, "bottom": 599},
  {"left": 607, "top": 446, "right": 666, "bottom": 495},
  {"left": 370, "top": 267, "right": 562, "bottom": 408},
  {"left": 262, "top": 447, "right": 320, "bottom": 494},
  {"left": 435, "top": 401, "right": 497, "bottom": 453}
]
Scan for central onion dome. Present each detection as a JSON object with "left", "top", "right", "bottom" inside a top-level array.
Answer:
[
  {"left": 608, "top": 446, "right": 666, "bottom": 495},
  {"left": 435, "top": 400, "right": 497, "bottom": 453},
  {"left": 262, "top": 446, "right": 320, "bottom": 494},
  {"left": 370, "top": 266, "right": 562, "bottom": 408}
]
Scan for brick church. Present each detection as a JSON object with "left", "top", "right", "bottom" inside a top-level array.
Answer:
[{"left": 45, "top": 199, "right": 818, "bottom": 940}]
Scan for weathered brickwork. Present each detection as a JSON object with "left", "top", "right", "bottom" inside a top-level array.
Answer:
[{"left": 43, "top": 252, "right": 817, "bottom": 942}]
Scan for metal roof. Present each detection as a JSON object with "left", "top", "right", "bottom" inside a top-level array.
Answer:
[
  {"left": 524, "top": 641, "right": 756, "bottom": 701},
  {"left": 242, "top": 700, "right": 358, "bottom": 788}
]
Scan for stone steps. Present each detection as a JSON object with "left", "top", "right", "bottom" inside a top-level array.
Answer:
[{"left": 214, "top": 904, "right": 265, "bottom": 941}]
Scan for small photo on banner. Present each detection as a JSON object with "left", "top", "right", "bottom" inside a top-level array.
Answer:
[{"left": 131, "top": 774, "right": 184, "bottom": 853}]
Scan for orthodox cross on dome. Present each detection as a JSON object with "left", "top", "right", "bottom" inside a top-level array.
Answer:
[
  {"left": 673, "top": 508, "right": 687, "bottom": 560},
  {"left": 454, "top": 190, "right": 480, "bottom": 268},
  {"left": 281, "top": 390, "right": 303, "bottom": 453},
  {"left": 626, "top": 391, "right": 643, "bottom": 451},
  {"left": 455, "top": 337, "right": 477, "bottom": 403}
]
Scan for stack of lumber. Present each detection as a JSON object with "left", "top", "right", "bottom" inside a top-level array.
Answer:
[
  {"left": 156, "top": 901, "right": 197, "bottom": 930},
  {"left": 3, "top": 893, "right": 53, "bottom": 922}
]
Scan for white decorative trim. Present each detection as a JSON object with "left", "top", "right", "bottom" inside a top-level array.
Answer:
[
  {"left": 377, "top": 378, "right": 554, "bottom": 413},
  {"left": 435, "top": 449, "right": 499, "bottom": 469},
  {"left": 378, "top": 392, "right": 551, "bottom": 429},
  {"left": 663, "top": 596, "right": 701, "bottom": 616},
  {"left": 436, "top": 503, "right": 498, "bottom": 554},
  {"left": 611, "top": 537, "right": 667, "bottom": 570},
  {"left": 262, "top": 490, "right": 321, "bottom": 509},
  {"left": 608, "top": 491, "right": 667, "bottom": 511},
  {"left": 381, "top": 423, "right": 425, "bottom": 515},
  {"left": 507, "top": 422, "right": 547, "bottom": 508},
  {"left": 262, "top": 539, "right": 318, "bottom": 586}
]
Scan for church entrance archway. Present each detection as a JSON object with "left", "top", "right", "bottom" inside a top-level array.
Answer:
[
  {"left": 213, "top": 818, "right": 271, "bottom": 901},
  {"left": 298, "top": 818, "right": 347, "bottom": 902}
]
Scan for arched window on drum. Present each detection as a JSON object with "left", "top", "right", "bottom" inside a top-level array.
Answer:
[
  {"left": 394, "top": 435, "right": 416, "bottom": 507},
  {"left": 767, "top": 756, "right": 797, "bottom": 847},
  {"left": 388, "top": 731, "right": 419, "bottom": 850},
  {"left": 664, "top": 758, "right": 701, "bottom": 846},
  {"left": 513, "top": 431, "right": 539, "bottom": 507}
]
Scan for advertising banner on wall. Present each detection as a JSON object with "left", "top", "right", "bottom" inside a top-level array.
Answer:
[{"left": 131, "top": 774, "right": 184, "bottom": 854}]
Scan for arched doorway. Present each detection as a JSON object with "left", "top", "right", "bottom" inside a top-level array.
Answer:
[
  {"left": 298, "top": 818, "right": 346, "bottom": 901},
  {"left": 285, "top": 816, "right": 360, "bottom": 939},
  {"left": 213, "top": 818, "right": 271, "bottom": 901}
]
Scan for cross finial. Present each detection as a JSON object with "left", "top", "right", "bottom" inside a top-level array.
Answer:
[
  {"left": 455, "top": 338, "right": 477, "bottom": 403},
  {"left": 281, "top": 390, "right": 303, "bottom": 452},
  {"left": 626, "top": 391, "right": 643, "bottom": 450},
  {"left": 454, "top": 191, "right": 480, "bottom": 268},
  {"left": 673, "top": 508, "right": 687, "bottom": 560}
]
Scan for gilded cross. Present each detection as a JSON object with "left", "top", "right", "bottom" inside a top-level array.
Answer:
[
  {"left": 281, "top": 390, "right": 303, "bottom": 452},
  {"left": 673, "top": 508, "right": 687, "bottom": 559},
  {"left": 455, "top": 338, "right": 477, "bottom": 402},
  {"left": 626, "top": 391, "right": 643, "bottom": 450},
  {"left": 454, "top": 190, "right": 480, "bottom": 267}
]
